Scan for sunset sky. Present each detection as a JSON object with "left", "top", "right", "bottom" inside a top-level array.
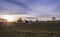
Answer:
[{"left": 0, "top": 0, "right": 60, "bottom": 18}]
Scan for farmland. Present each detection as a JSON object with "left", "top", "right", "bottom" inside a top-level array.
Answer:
[{"left": 0, "top": 22, "right": 60, "bottom": 37}]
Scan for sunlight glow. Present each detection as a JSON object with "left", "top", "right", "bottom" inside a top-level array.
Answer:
[{"left": 2, "top": 15, "right": 15, "bottom": 22}]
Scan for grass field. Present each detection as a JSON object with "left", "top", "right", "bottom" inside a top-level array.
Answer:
[{"left": 0, "top": 22, "right": 60, "bottom": 37}]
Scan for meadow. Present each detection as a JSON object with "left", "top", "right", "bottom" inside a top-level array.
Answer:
[{"left": 0, "top": 22, "right": 60, "bottom": 37}]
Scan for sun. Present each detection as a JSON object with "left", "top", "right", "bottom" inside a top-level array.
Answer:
[{"left": 2, "top": 15, "right": 14, "bottom": 22}]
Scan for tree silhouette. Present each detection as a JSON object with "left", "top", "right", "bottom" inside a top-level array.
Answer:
[
  {"left": 52, "top": 17, "right": 56, "bottom": 21},
  {"left": 17, "top": 18, "right": 23, "bottom": 22}
]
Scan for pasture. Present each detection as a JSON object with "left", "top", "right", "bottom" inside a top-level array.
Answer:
[{"left": 0, "top": 22, "right": 60, "bottom": 37}]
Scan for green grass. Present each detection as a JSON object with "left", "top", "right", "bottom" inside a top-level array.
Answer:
[
  {"left": 13, "top": 22, "right": 60, "bottom": 31},
  {"left": 0, "top": 22, "right": 60, "bottom": 37}
]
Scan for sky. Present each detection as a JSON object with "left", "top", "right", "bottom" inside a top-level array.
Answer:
[{"left": 0, "top": 0, "right": 60, "bottom": 17}]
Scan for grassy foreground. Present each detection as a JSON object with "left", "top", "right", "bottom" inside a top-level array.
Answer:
[{"left": 0, "top": 22, "right": 60, "bottom": 37}]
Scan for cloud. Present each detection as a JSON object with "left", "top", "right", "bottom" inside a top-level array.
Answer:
[
  {"left": 26, "top": 0, "right": 60, "bottom": 17},
  {"left": 0, "top": 0, "right": 31, "bottom": 14},
  {"left": 0, "top": 0, "right": 60, "bottom": 17}
]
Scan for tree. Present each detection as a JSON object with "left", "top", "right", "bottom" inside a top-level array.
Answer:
[
  {"left": 17, "top": 18, "right": 23, "bottom": 22},
  {"left": 36, "top": 20, "right": 39, "bottom": 22},
  {"left": 52, "top": 17, "right": 56, "bottom": 21}
]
